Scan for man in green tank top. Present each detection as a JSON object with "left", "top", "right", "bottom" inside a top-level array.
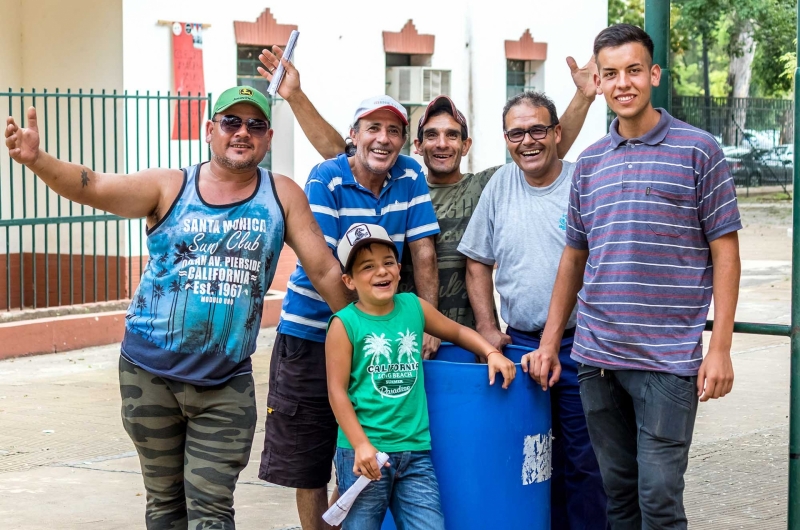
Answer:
[{"left": 325, "top": 223, "right": 516, "bottom": 529}]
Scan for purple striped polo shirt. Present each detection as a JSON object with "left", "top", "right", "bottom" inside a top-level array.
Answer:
[{"left": 566, "top": 109, "right": 741, "bottom": 375}]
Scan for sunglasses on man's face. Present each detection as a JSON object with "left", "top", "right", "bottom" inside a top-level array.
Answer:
[
  {"left": 212, "top": 115, "right": 270, "bottom": 137},
  {"left": 504, "top": 124, "right": 556, "bottom": 143}
]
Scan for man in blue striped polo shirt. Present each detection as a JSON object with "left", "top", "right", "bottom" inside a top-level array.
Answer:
[
  {"left": 259, "top": 95, "right": 439, "bottom": 528},
  {"left": 526, "top": 25, "right": 741, "bottom": 528}
]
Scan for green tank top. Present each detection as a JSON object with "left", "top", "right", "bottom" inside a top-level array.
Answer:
[{"left": 330, "top": 293, "right": 431, "bottom": 452}]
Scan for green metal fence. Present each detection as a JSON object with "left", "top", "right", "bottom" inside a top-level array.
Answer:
[
  {"left": 644, "top": 2, "right": 800, "bottom": 525},
  {"left": 608, "top": 95, "right": 795, "bottom": 193},
  {"left": 0, "top": 89, "right": 212, "bottom": 311},
  {"left": 672, "top": 96, "right": 794, "bottom": 193}
]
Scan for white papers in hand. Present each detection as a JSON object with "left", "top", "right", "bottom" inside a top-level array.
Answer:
[
  {"left": 322, "top": 451, "right": 390, "bottom": 526},
  {"left": 267, "top": 30, "right": 299, "bottom": 97}
]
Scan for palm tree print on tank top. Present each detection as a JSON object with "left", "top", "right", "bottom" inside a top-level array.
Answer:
[
  {"left": 364, "top": 329, "right": 420, "bottom": 399},
  {"left": 122, "top": 164, "right": 285, "bottom": 379}
]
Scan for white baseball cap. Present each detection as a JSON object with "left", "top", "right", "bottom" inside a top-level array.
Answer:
[
  {"left": 337, "top": 223, "right": 398, "bottom": 271},
  {"left": 352, "top": 95, "right": 409, "bottom": 126}
]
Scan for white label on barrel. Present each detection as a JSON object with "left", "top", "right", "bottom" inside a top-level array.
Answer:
[{"left": 522, "top": 430, "right": 552, "bottom": 485}]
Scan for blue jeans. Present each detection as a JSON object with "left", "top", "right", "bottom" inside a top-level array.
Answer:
[
  {"left": 334, "top": 447, "right": 445, "bottom": 530},
  {"left": 507, "top": 327, "right": 608, "bottom": 530},
  {"left": 577, "top": 365, "right": 698, "bottom": 530}
]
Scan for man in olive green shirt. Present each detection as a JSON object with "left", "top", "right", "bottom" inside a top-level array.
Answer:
[
  {"left": 261, "top": 46, "right": 597, "bottom": 354},
  {"left": 396, "top": 57, "right": 598, "bottom": 352}
]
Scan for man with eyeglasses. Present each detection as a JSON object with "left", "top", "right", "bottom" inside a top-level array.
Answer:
[
  {"left": 458, "top": 92, "right": 608, "bottom": 530},
  {"left": 5, "top": 85, "right": 349, "bottom": 529},
  {"left": 394, "top": 57, "right": 596, "bottom": 343}
]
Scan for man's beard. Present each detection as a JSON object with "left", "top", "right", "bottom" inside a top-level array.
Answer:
[
  {"left": 357, "top": 149, "right": 396, "bottom": 177},
  {"left": 213, "top": 152, "right": 259, "bottom": 171}
]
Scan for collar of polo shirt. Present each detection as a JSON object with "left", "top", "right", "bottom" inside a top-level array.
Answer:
[{"left": 609, "top": 107, "right": 672, "bottom": 148}]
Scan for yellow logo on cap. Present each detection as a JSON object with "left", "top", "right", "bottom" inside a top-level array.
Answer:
[{"left": 239, "top": 88, "right": 253, "bottom": 96}]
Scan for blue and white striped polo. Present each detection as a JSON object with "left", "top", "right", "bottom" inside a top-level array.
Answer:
[
  {"left": 566, "top": 109, "right": 742, "bottom": 375},
  {"left": 278, "top": 153, "right": 439, "bottom": 342}
]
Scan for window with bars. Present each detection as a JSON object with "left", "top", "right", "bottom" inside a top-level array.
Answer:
[
  {"left": 506, "top": 59, "right": 545, "bottom": 161},
  {"left": 506, "top": 59, "right": 544, "bottom": 99},
  {"left": 385, "top": 53, "right": 433, "bottom": 156}
]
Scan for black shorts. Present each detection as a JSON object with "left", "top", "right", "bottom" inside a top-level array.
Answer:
[{"left": 259, "top": 332, "right": 338, "bottom": 489}]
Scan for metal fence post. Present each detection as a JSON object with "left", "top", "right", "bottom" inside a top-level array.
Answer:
[
  {"left": 788, "top": 4, "right": 800, "bottom": 524},
  {"left": 644, "top": 0, "right": 671, "bottom": 113}
]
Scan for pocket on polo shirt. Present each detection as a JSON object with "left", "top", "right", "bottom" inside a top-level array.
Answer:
[{"left": 646, "top": 186, "right": 695, "bottom": 238}]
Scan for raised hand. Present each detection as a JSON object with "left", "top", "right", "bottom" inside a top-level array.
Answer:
[
  {"left": 567, "top": 56, "right": 601, "bottom": 102},
  {"left": 257, "top": 45, "right": 301, "bottom": 101},
  {"left": 5, "top": 107, "right": 40, "bottom": 166}
]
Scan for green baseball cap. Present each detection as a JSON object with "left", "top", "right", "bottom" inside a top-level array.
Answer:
[{"left": 213, "top": 86, "right": 271, "bottom": 122}]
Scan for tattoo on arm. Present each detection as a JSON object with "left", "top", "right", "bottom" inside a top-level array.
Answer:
[
  {"left": 80, "top": 169, "right": 89, "bottom": 188},
  {"left": 310, "top": 220, "right": 323, "bottom": 238}
]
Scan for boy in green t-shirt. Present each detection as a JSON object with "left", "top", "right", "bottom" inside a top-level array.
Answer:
[{"left": 326, "top": 223, "right": 516, "bottom": 529}]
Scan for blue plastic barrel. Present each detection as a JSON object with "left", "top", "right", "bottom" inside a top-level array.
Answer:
[{"left": 381, "top": 344, "right": 551, "bottom": 530}]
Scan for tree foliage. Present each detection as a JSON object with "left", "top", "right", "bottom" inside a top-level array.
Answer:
[
  {"left": 608, "top": 0, "right": 643, "bottom": 27},
  {"left": 749, "top": 0, "right": 796, "bottom": 96},
  {"left": 608, "top": 0, "right": 798, "bottom": 98}
]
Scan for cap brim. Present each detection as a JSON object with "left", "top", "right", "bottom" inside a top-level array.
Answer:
[
  {"left": 356, "top": 105, "right": 409, "bottom": 126},
  {"left": 214, "top": 101, "right": 271, "bottom": 123},
  {"left": 418, "top": 95, "right": 467, "bottom": 136},
  {"left": 427, "top": 96, "right": 458, "bottom": 116},
  {"left": 343, "top": 237, "right": 399, "bottom": 271}
]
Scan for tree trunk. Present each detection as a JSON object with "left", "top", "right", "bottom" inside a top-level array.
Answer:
[{"left": 724, "top": 20, "right": 756, "bottom": 145}]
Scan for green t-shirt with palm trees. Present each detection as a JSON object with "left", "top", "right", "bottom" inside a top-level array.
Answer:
[{"left": 329, "top": 293, "right": 431, "bottom": 452}]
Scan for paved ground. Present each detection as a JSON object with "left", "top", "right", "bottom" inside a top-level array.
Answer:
[{"left": 0, "top": 202, "right": 793, "bottom": 529}]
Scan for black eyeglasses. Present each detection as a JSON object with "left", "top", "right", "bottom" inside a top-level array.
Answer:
[
  {"left": 212, "top": 115, "right": 270, "bottom": 137},
  {"left": 504, "top": 124, "right": 556, "bottom": 143}
]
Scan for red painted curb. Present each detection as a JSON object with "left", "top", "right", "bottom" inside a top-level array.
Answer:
[{"left": 0, "top": 293, "right": 285, "bottom": 361}]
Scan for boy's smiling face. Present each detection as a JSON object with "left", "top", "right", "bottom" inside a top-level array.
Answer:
[{"left": 342, "top": 243, "right": 400, "bottom": 305}]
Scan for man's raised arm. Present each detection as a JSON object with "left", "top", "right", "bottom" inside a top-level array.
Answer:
[
  {"left": 556, "top": 56, "right": 600, "bottom": 159},
  {"left": 259, "top": 46, "right": 346, "bottom": 159},
  {"left": 6, "top": 107, "right": 175, "bottom": 223}
]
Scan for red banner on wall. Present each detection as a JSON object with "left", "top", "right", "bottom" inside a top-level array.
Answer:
[{"left": 171, "top": 22, "right": 206, "bottom": 140}]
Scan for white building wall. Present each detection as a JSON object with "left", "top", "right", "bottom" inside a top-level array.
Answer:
[
  {"left": 2, "top": 0, "right": 608, "bottom": 256},
  {"left": 121, "top": 0, "right": 607, "bottom": 186},
  {"left": 467, "top": 0, "right": 608, "bottom": 166},
  {"left": 21, "top": 0, "right": 123, "bottom": 92},
  {"left": 0, "top": 0, "right": 22, "bottom": 91}
]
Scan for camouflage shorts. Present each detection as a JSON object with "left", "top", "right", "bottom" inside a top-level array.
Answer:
[{"left": 119, "top": 356, "right": 257, "bottom": 530}]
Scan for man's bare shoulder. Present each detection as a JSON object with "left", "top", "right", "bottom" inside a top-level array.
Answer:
[
  {"left": 159, "top": 168, "right": 186, "bottom": 192},
  {"left": 135, "top": 167, "right": 185, "bottom": 180},
  {"left": 270, "top": 173, "right": 307, "bottom": 211},
  {"left": 135, "top": 167, "right": 185, "bottom": 198},
  {"left": 271, "top": 172, "right": 300, "bottom": 193}
]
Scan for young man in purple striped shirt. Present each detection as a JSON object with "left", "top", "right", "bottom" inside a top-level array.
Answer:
[{"left": 525, "top": 24, "right": 741, "bottom": 529}]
